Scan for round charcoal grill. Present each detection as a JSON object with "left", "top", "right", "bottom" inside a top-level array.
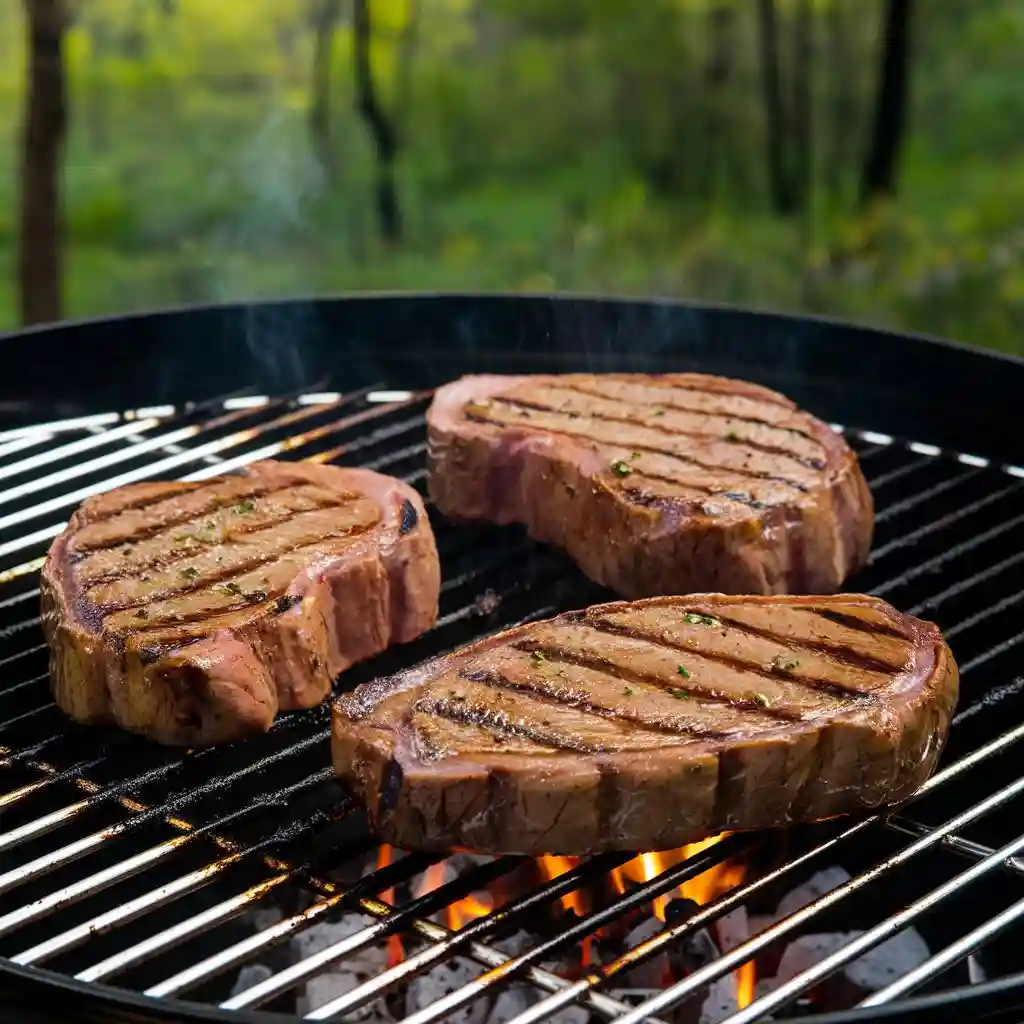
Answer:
[{"left": 2, "top": 295, "right": 1024, "bottom": 1024}]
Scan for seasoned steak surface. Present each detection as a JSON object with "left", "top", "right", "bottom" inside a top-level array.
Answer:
[
  {"left": 42, "top": 460, "right": 440, "bottom": 746},
  {"left": 427, "top": 373, "right": 873, "bottom": 597},
  {"left": 332, "top": 594, "right": 958, "bottom": 855}
]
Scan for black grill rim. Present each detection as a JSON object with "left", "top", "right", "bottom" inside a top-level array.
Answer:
[
  {"left": 2, "top": 292, "right": 1024, "bottom": 465},
  {"left": 2, "top": 294, "right": 1024, "bottom": 1024},
  {"left": 3, "top": 944, "right": 1024, "bottom": 1024}
]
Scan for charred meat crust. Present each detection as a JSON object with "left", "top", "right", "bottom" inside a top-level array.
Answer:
[
  {"left": 41, "top": 460, "right": 441, "bottom": 747},
  {"left": 399, "top": 498, "right": 419, "bottom": 535},
  {"left": 331, "top": 593, "right": 958, "bottom": 856},
  {"left": 425, "top": 373, "right": 874, "bottom": 598}
]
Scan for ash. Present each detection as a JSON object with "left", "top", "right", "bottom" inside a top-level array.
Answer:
[
  {"left": 295, "top": 913, "right": 395, "bottom": 1021},
  {"left": 229, "top": 862, "right": 931, "bottom": 1024}
]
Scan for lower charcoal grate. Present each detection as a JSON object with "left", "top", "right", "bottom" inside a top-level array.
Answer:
[{"left": 2, "top": 386, "right": 1024, "bottom": 1024}]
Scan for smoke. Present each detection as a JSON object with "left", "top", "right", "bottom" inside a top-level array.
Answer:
[
  {"left": 224, "top": 102, "right": 326, "bottom": 254},
  {"left": 197, "top": 99, "right": 329, "bottom": 392}
]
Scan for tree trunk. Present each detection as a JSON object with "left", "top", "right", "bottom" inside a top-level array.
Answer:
[
  {"left": 756, "top": 0, "right": 797, "bottom": 215},
  {"left": 699, "top": 0, "right": 735, "bottom": 199},
  {"left": 394, "top": 0, "right": 421, "bottom": 133},
  {"left": 309, "top": 0, "right": 342, "bottom": 182},
  {"left": 824, "top": 0, "right": 855, "bottom": 200},
  {"left": 19, "top": 0, "right": 69, "bottom": 326},
  {"left": 353, "top": 0, "right": 401, "bottom": 243},
  {"left": 860, "top": 0, "right": 913, "bottom": 206},
  {"left": 791, "top": 0, "right": 813, "bottom": 212}
]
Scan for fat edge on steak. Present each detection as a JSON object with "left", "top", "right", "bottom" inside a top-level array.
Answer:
[
  {"left": 426, "top": 373, "right": 875, "bottom": 598},
  {"left": 332, "top": 594, "right": 958, "bottom": 855},
  {"left": 41, "top": 461, "right": 441, "bottom": 746}
]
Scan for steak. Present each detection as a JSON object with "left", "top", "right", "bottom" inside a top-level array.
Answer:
[
  {"left": 332, "top": 594, "right": 957, "bottom": 855},
  {"left": 41, "top": 460, "right": 441, "bottom": 747},
  {"left": 427, "top": 373, "right": 873, "bottom": 597}
]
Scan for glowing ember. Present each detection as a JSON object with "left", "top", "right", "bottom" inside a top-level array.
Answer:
[
  {"left": 537, "top": 855, "right": 587, "bottom": 917},
  {"left": 374, "top": 835, "right": 756, "bottom": 999},
  {"left": 608, "top": 833, "right": 756, "bottom": 1004},
  {"left": 735, "top": 959, "right": 757, "bottom": 1009},
  {"left": 414, "top": 859, "right": 494, "bottom": 932},
  {"left": 413, "top": 861, "right": 447, "bottom": 900},
  {"left": 608, "top": 834, "right": 742, "bottom": 921},
  {"left": 446, "top": 891, "right": 494, "bottom": 931},
  {"left": 376, "top": 844, "right": 405, "bottom": 968}
]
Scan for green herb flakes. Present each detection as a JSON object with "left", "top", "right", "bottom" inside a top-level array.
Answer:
[
  {"left": 172, "top": 534, "right": 190, "bottom": 544},
  {"left": 629, "top": 451, "right": 641, "bottom": 460},
  {"left": 623, "top": 686, "right": 634, "bottom": 697},
  {"left": 216, "top": 581, "right": 245, "bottom": 597},
  {"left": 249, "top": 589, "right": 268, "bottom": 604},
  {"left": 653, "top": 408, "right": 665, "bottom": 416},
  {"left": 677, "top": 664, "right": 690, "bottom": 679},
  {"left": 180, "top": 566, "right": 199, "bottom": 580},
  {"left": 233, "top": 499, "right": 256, "bottom": 514},
  {"left": 725, "top": 430, "right": 740, "bottom": 442},
  {"left": 610, "top": 458, "right": 633, "bottom": 477},
  {"left": 530, "top": 650, "right": 548, "bottom": 665},
  {"left": 673, "top": 689, "right": 691, "bottom": 700},
  {"left": 134, "top": 608, "right": 148, "bottom": 619},
  {"left": 772, "top": 655, "right": 800, "bottom": 672},
  {"left": 754, "top": 693, "right": 772, "bottom": 708},
  {"left": 684, "top": 612, "right": 722, "bottom": 627}
]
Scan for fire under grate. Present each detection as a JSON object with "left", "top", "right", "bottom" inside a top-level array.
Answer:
[{"left": 2, "top": 385, "right": 1024, "bottom": 1023}]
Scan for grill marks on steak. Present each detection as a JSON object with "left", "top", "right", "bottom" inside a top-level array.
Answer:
[
  {"left": 332, "top": 595, "right": 958, "bottom": 855},
  {"left": 92, "top": 502, "right": 378, "bottom": 623},
  {"left": 42, "top": 461, "right": 441, "bottom": 746},
  {"left": 427, "top": 373, "right": 874, "bottom": 596},
  {"left": 464, "top": 386, "right": 822, "bottom": 495}
]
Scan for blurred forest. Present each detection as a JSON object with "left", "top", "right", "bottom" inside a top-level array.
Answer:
[{"left": 3, "top": 0, "right": 1024, "bottom": 350}]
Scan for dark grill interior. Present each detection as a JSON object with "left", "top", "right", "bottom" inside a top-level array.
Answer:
[{"left": 3, "top": 337, "right": 1024, "bottom": 1023}]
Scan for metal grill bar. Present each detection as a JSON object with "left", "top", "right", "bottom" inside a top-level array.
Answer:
[
  {"left": 0, "top": 768, "right": 340, "bottom": 940},
  {"left": 0, "top": 729, "right": 329, "bottom": 897},
  {"left": 348, "top": 838, "right": 750, "bottom": 1024},
  {"left": 599, "top": 772, "right": 1024, "bottom": 1024},
  {"left": 4, "top": 389, "right": 1024, "bottom": 1024},
  {"left": 217, "top": 856, "right": 525, "bottom": 1008},
  {"left": 872, "top": 468, "right": 990, "bottom": 527},
  {"left": 858, "top": 895, "right": 1024, "bottom": 1006},
  {"left": 724, "top": 828, "right": 1024, "bottom": 1024},
  {"left": 12, "top": 789, "right": 353, "bottom": 966},
  {"left": 274, "top": 850, "right": 643, "bottom": 1016},
  {"left": 872, "top": 507, "right": 1024, "bottom": 598},
  {"left": 0, "top": 384, "right": 413, "bottom": 558},
  {"left": 77, "top": 873, "right": 336, "bottom": 984},
  {"left": 494, "top": 721, "right": 1024, "bottom": 1024},
  {"left": 883, "top": 816, "right": 1024, "bottom": 876}
]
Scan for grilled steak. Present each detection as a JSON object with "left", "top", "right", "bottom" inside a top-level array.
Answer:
[
  {"left": 42, "top": 460, "right": 440, "bottom": 746},
  {"left": 427, "top": 373, "right": 873, "bottom": 597},
  {"left": 333, "top": 594, "right": 957, "bottom": 855}
]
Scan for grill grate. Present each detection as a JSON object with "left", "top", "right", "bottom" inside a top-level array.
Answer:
[{"left": 2, "top": 386, "right": 1024, "bottom": 1023}]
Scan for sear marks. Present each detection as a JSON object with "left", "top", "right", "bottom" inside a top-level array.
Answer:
[
  {"left": 426, "top": 372, "right": 875, "bottom": 598},
  {"left": 332, "top": 593, "right": 958, "bottom": 856},
  {"left": 42, "top": 460, "right": 441, "bottom": 747}
]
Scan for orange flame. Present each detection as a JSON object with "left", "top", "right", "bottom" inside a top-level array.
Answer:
[
  {"left": 608, "top": 834, "right": 756, "bottom": 1004},
  {"left": 608, "top": 834, "right": 743, "bottom": 921},
  {"left": 377, "top": 844, "right": 405, "bottom": 968},
  {"left": 537, "top": 855, "right": 588, "bottom": 917},
  {"left": 736, "top": 959, "right": 757, "bottom": 1009},
  {"left": 447, "top": 891, "right": 495, "bottom": 931},
  {"left": 376, "top": 835, "right": 756, "bottom": 999},
  {"left": 414, "top": 860, "right": 494, "bottom": 932}
]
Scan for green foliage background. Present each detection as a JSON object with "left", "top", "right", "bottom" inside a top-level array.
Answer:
[{"left": 2, "top": 0, "right": 1023, "bottom": 351}]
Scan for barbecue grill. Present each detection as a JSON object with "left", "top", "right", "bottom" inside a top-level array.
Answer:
[{"left": 2, "top": 294, "right": 1024, "bottom": 1024}]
